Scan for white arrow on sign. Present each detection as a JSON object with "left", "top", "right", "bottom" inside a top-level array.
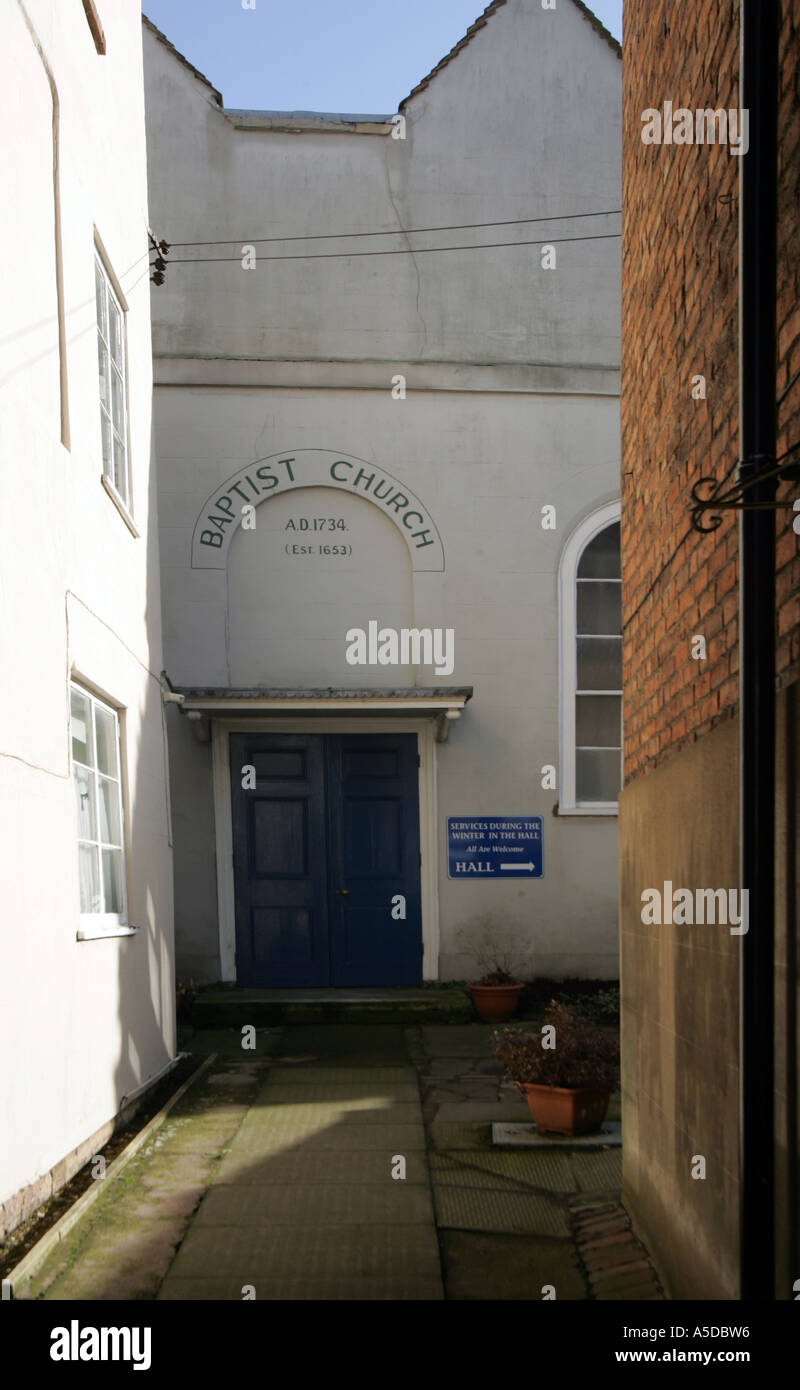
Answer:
[{"left": 500, "top": 862, "right": 535, "bottom": 871}]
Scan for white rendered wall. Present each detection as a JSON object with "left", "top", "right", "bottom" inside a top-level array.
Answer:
[{"left": 0, "top": 1, "right": 174, "bottom": 1210}]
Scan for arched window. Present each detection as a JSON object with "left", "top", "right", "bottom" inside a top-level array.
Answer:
[{"left": 558, "top": 502, "right": 622, "bottom": 813}]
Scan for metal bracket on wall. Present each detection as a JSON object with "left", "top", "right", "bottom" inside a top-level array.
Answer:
[
  {"left": 185, "top": 710, "right": 212, "bottom": 744},
  {"left": 148, "top": 229, "right": 171, "bottom": 287},
  {"left": 435, "top": 710, "right": 461, "bottom": 743},
  {"left": 690, "top": 449, "right": 800, "bottom": 532}
]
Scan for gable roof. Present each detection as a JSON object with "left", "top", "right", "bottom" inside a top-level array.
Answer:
[
  {"left": 142, "top": 13, "right": 223, "bottom": 107},
  {"left": 143, "top": 1, "right": 620, "bottom": 122},
  {"left": 399, "top": 0, "right": 620, "bottom": 109}
]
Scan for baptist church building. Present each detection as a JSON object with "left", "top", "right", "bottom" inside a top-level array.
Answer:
[{"left": 142, "top": 0, "right": 623, "bottom": 990}]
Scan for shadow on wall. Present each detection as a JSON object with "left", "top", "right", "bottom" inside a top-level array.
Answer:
[{"left": 112, "top": 422, "right": 176, "bottom": 1121}]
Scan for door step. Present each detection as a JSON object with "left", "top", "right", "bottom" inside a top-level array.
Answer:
[{"left": 192, "top": 986, "right": 473, "bottom": 1027}]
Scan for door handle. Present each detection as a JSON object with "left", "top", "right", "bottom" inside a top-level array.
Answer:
[{"left": 334, "top": 889, "right": 349, "bottom": 896}]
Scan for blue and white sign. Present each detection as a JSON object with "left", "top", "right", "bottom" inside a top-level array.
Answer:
[{"left": 447, "top": 817, "right": 543, "bottom": 878}]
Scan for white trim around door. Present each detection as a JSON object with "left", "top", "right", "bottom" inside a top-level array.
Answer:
[{"left": 211, "top": 717, "right": 440, "bottom": 983}]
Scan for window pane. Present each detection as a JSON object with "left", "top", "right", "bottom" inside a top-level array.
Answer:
[
  {"left": 110, "top": 364, "right": 124, "bottom": 432},
  {"left": 578, "top": 522, "right": 621, "bottom": 578},
  {"left": 576, "top": 748, "right": 622, "bottom": 802},
  {"left": 108, "top": 296, "right": 123, "bottom": 369},
  {"left": 97, "top": 335, "right": 109, "bottom": 407},
  {"left": 102, "top": 848, "right": 124, "bottom": 914},
  {"left": 577, "top": 581, "right": 621, "bottom": 635},
  {"left": 95, "top": 706, "right": 118, "bottom": 777},
  {"left": 79, "top": 843, "right": 101, "bottom": 913},
  {"left": 576, "top": 694, "right": 622, "bottom": 747},
  {"left": 95, "top": 262, "right": 107, "bottom": 339},
  {"left": 577, "top": 636, "right": 622, "bottom": 690},
  {"left": 99, "top": 408, "right": 112, "bottom": 474},
  {"left": 71, "top": 688, "right": 93, "bottom": 765},
  {"left": 98, "top": 775, "right": 121, "bottom": 846},
  {"left": 113, "top": 434, "right": 127, "bottom": 500},
  {"left": 73, "top": 765, "right": 97, "bottom": 840}
]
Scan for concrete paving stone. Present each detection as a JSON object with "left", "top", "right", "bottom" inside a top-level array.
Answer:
[
  {"left": 43, "top": 1219, "right": 186, "bottom": 1301},
  {"left": 434, "top": 1099, "right": 529, "bottom": 1123},
  {"left": 45, "top": 1266, "right": 164, "bottom": 1301},
  {"left": 421, "top": 1025, "right": 498, "bottom": 1057},
  {"left": 186, "top": 1029, "right": 283, "bottom": 1057},
  {"left": 440, "top": 1231, "right": 588, "bottom": 1301},
  {"left": 433, "top": 1185, "right": 572, "bottom": 1238},
  {"left": 172, "top": 1099, "right": 252, "bottom": 1122},
  {"left": 265, "top": 1066, "right": 416, "bottom": 1086},
  {"left": 254, "top": 1083, "right": 420, "bottom": 1104},
  {"left": 98, "top": 1183, "right": 205, "bottom": 1223},
  {"left": 571, "top": 1149, "right": 623, "bottom": 1192},
  {"left": 192, "top": 1182, "right": 435, "bottom": 1227},
  {"left": 430, "top": 1122, "right": 493, "bottom": 1151},
  {"left": 164, "top": 1222, "right": 442, "bottom": 1281},
  {"left": 425, "top": 1079, "right": 500, "bottom": 1103},
  {"left": 425, "top": 1058, "right": 475, "bottom": 1077},
  {"left": 237, "top": 1102, "right": 422, "bottom": 1129},
  {"left": 227, "top": 1123, "right": 426, "bottom": 1153},
  {"left": 492, "top": 1122, "right": 621, "bottom": 1150},
  {"left": 137, "top": 1152, "right": 218, "bottom": 1189},
  {"left": 205, "top": 1069, "right": 261, "bottom": 1086},
  {"left": 214, "top": 1147, "right": 429, "bottom": 1185},
  {"left": 271, "top": 1025, "right": 410, "bottom": 1061},
  {"left": 158, "top": 1274, "right": 444, "bottom": 1300},
  {"left": 154, "top": 1124, "right": 244, "bottom": 1154},
  {"left": 23, "top": 1251, "right": 76, "bottom": 1300},
  {"left": 431, "top": 1151, "right": 578, "bottom": 1194}
]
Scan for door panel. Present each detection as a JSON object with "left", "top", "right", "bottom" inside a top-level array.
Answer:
[
  {"left": 230, "top": 733, "right": 329, "bottom": 986},
  {"left": 327, "top": 734, "right": 422, "bottom": 986},
  {"left": 230, "top": 731, "right": 422, "bottom": 986}
]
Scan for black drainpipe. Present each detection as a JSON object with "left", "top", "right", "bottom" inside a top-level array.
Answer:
[{"left": 738, "top": 0, "right": 778, "bottom": 1302}]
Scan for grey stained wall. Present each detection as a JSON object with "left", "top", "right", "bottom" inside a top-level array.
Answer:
[
  {"left": 144, "top": 0, "right": 623, "bottom": 984},
  {"left": 620, "top": 693, "right": 800, "bottom": 1300}
]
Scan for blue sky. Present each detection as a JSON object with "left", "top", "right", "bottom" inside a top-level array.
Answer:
[{"left": 141, "top": 0, "right": 622, "bottom": 113}]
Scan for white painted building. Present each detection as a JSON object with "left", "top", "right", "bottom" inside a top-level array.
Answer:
[
  {"left": 142, "top": 0, "right": 622, "bottom": 990},
  {"left": 0, "top": 1, "right": 174, "bottom": 1233}
]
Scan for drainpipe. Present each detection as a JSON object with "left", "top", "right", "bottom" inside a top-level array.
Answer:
[{"left": 738, "top": 0, "right": 778, "bottom": 1302}]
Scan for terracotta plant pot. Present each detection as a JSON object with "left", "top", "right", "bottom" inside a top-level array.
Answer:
[
  {"left": 467, "top": 982, "right": 524, "bottom": 1022},
  {"left": 522, "top": 1082, "right": 611, "bottom": 1137}
]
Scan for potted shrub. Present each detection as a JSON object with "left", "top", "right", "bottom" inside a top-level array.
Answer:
[
  {"left": 491, "top": 1000, "right": 619, "bottom": 1136},
  {"left": 458, "top": 922, "right": 531, "bottom": 1022}
]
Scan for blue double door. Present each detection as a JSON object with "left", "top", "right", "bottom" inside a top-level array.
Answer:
[{"left": 230, "top": 732, "right": 422, "bottom": 987}]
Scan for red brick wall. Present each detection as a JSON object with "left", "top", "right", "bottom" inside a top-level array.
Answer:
[{"left": 621, "top": 0, "right": 800, "bottom": 783}]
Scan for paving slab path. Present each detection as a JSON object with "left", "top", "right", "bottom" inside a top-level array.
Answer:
[{"left": 20, "top": 1022, "right": 662, "bottom": 1301}]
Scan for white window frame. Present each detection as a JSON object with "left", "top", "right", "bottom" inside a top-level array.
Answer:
[
  {"left": 70, "top": 682, "right": 134, "bottom": 939},
  {"left": 558, "top": 500, "right": 622, "bottom": 815},
  {"left": 94, "top": 248, "right": 131, "bottom": 511}
]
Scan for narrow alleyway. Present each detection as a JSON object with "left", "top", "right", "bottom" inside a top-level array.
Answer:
[{"left": 22, "top": 1026, "right": 661, "bottom": 1301}]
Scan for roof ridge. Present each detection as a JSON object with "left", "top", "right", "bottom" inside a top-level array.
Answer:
[
  {"left": 141, "top": 13, "right": 223, "bottom": 106},
  {"left": 571, "top": 0, "right": 621, "bottom": 57},
  {"left": 400, "top": 0, "right": 508, "bottom": 109},
  {"left": 399, "top": 0, "right": 619, "bottom": 110},
  {"left": 143, "top": 1, "right": 620, "bottom": 121}
]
